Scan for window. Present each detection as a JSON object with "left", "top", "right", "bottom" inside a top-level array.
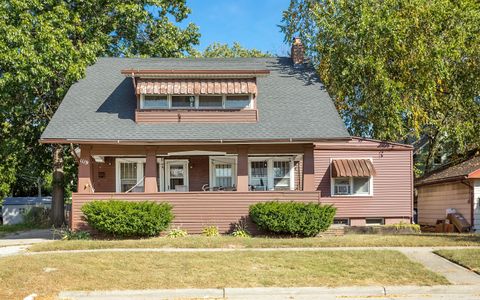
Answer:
[
  {"left": 249, "top": 157, "right": 294, "bottom": 191},
  {"left": 333, "top": 177, "right": 372, "bottom": 196},
  {"left": 333, "top": 218, "right": 350, "bottom": 225},
  {"left": 250, "top": 160, "right": 269, "bottom": 191},
  {"left": 366, "top": 218, "right": 384, "bottom": 226},
  {"left": 172, "top": 95, "right": 195, "bottom": 108},
  {"left": 116, "top": 158, "right": 145, "bottom": 192},
  {"left": 210, "top": 157, "right": 237, "bottom": 188},
  {"left": 273, "top": 161, "right": 290, "bottom": 190},
  {"left": 225, "top": 95, "right": 251, "bottom": 109},
  {"left": 142, "top": 95, "right": 168, "bottom": 109},
  {"left": 199, "top": 95, "right": 223, "bottom": 108},
  {"left": 139, "top": 94, "right": 253, "bottom": 109}
]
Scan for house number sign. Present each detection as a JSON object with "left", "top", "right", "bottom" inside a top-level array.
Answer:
[{"left": 80, "top": 158, "right": 90, "bottom": 165}]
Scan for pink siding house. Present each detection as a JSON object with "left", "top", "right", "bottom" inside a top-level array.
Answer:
[{"left": 41, "top": 39, "right": 413, "bottom": 233}]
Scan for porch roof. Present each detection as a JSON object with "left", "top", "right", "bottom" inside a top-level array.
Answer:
[{"left": 40, "top": 57, "right": 350, "bottom": 143}]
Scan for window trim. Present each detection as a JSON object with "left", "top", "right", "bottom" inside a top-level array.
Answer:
[
  {"left": 330, "top": 158, "right": 374, "bottom": 197},
  {"left": 209, "top": 156, "right": 238, "bottom": 188},
  {"left": 139, "top": 94, "right": 253, "bottom": 110},
  {"left": 248, "top": 156, "right": 295, "bottom": 191},
  {"left": 115, "top": 158, "right": 146, "bottom": 193}
]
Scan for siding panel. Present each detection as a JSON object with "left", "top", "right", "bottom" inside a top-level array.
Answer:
[
  {"left": 314, "top": 147, "right": 412, "bottom": 219},
  {"left": 417, "top": 182, "right": 472, "bottom": 225},
  {"left": 72, "top": 191, "right": 321, "bottom": 234}
]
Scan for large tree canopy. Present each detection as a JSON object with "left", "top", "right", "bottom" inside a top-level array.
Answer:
[
  {"left": 281, "top": 0, "right": 480, "bottom": 171},
  {"left": 0, "top": 0, "right": 200, "bottom": 222},
  {"left": 192, "top": 42, "right": 271, "bottom": 58}
]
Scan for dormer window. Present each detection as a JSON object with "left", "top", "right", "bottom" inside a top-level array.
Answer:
[
  {"left": 139, "top": 94, "right": 253, "bottom": 110},
  {"left": 142, "top": 95, "right": 168, "bottom": 109},
  {"left": 172, "top": 95, "right": 195, "bottom": 108},
  {"left": 225, "top": 95, "right": 251, "bottom": 109},
  {"left": 199, "top": 96, "right": 223, "bottom": 108}
]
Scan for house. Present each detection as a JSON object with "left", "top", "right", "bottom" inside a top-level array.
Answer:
[
  {"left": 40, "top": 39, "right": 413, "bottom": 233},
  {"left": 2, "top": 197, "right": 52, "bottom": 225},
  {"left": 416, "top": 154, "right": 480, "bottom": 232}
]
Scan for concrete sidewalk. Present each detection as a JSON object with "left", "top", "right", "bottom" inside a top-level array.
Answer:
[
  {"left": 400, "top": 248, "right": 480, "bottom": 285},
  {"left": 0, "top": 229, "right": 55, "bottom": 247},
  {"left": 58, "top": 286, "right": 480, "bottom": 300}
]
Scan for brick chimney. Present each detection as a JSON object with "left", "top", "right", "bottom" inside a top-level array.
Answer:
[{"left": 291, "top": 37, "right": 305, "bottom": 64}]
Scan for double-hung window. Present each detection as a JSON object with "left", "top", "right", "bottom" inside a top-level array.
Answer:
[
  {"left": 249, "top": 157, "right": 294, "bottom": 191},
  {"left": 116, "top": 158, "right": 145, "bottom": 192},
  {"left": 210, "top": 157, "right": 236, "bottom": 188}
]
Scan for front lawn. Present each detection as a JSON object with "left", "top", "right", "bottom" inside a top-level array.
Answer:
[
  {"left": 435, "top": 249, "right": 480, "bottom": 274},
  {"left": 28, "top": 233, "right": 480, "bottom": 252},
  {"left": 0, "top": 250, "right": 447, "bottom": 299}
]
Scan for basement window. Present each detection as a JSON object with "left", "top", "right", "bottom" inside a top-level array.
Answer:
[{"left": 366, "top": 218, "right": 384, "bottom": 226}]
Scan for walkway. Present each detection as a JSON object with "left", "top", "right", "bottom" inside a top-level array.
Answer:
[
  {"left": 0, "top": 229, "right": 55, "bottom": 257},
  {"left": 58, "top": 285, "right": 480, "bottom": 300}
]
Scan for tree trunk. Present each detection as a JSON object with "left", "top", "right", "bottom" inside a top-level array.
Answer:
[{"left": 52, "top": 145, "right": 65, "bottom": 227}]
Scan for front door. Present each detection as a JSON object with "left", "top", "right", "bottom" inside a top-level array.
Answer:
[{"left": 165, "top": 160, "right": 189, "bottom": 192}]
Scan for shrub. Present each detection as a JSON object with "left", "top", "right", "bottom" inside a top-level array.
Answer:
[
  {"left": 167, "top": 228, "right": 188, "bottom": 238},
  {"left": 81, "top": 200, "right": 173, "bottom": 237},
  {"left": 387, "top": 222, "right": 421, "bottom": 233},
  {"left": 249, "top": 201, "right": 336, "bottom": 237},
  {"left": 22, "top": 207, "right": 51, "bottom": 227},
  {"left": 232, "top": 229, "right": 250, "bottom": 238},
  {"left": 202, "top": 225, "right": 219, "bottom": 237}
]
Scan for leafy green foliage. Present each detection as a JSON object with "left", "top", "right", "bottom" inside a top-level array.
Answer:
[
  {"left": 386, "top": 222, "right": 421, "bottom": 233},
  {"left": 281, "top": 0, "right": 480, "bottom": 172},
  {"left": 22, "top": 207, "right": 51, "bottom": 227},
  {"left": 191, "top": 42, "right": 271, "bottom": 58},
  {"left": 62, "top": 230, "right": 91, "bottom": 240},
  {"left": 230, "top": 217, "right": 251, "bottom": 237},
  {"left": 202, "top": 225, "right": 219, "bottom": 237},
  {"left": 167, "top": 228, "right": 188, "bottom": 238},
  {"left": 0, "top": 0, "right": 200, "bottom": 204},
  {"left": 82, "top": 201, "right": 173, "bottom": 237},
  {"left": 249, "top": 202, "right": 336, "bottom": 237}
]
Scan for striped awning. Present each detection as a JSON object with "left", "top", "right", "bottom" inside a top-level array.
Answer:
[
  {"left": 331, "top": 159, "right": 376, "bottom": 177},
  {"left": 136, "top": 78, "right": 257, "bottom": 95}
]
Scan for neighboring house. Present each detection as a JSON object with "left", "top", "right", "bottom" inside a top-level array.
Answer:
[
  {"left": 40, "top": 39, "right": 413, "bottom": 233},
  {"left": 416, "top": 154, "right": 480, "bottom": 231},
  {"left": 2, "top": 197, "right": 52, "bottom": 225}
]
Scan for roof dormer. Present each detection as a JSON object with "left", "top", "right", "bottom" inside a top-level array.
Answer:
[{"left": 121, "top": 69, "right": 270, "bottom": 124}]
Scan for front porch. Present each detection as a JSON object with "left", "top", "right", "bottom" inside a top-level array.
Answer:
[
  {"left": 73, "top": 143, "right": 319, "bottom": 232},
  {"left": 77, "top": 143, "right": 316, "bottom": 194}
]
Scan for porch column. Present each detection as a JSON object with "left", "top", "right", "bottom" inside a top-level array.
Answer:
[
  {"left": 237, "top": 146, "right": 249, "bottom": 191},
  {"left": 303, "top": 144, "right": 315, "bottom": 191},
  {"left": 144, "top": 148, "right": 158, "bottom": 193},
  {"left": 77, "top": 145, "right": 93, "bottom": 194}
]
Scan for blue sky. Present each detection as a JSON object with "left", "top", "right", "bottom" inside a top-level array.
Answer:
[{"left": 184, "top": 0, "right": 291, "bottom": 56}]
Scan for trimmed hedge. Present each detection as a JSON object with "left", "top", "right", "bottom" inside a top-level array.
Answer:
[
  {"left": 249, "top": 201, "right": 336, "bottom": 237},
  {"left": 81, "top": 200, "right": 173, "bottom": 237}
]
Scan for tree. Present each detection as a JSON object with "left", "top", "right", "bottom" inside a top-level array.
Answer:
[
  {"left": 0, "top": 0, "right": 200, "bottom": 226},
  {"left": 280, "top": 0, "right": 480, "bottom": 172},
  {"left": 191, "top": 42, "right": 271, "bottom": 58}
]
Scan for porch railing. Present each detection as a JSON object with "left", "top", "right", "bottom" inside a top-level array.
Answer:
[{"left": 71, "top": 191, "right": 321, "bottom": 233}]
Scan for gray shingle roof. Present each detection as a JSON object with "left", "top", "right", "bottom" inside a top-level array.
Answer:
[
  {"left": 416, "top": 155, "right": 480, "bottom": 186},
  {"left": 41, "top": 57, "right": 349, "bottom": 142}
]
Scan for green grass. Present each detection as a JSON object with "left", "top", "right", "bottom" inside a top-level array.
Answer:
[
  {"left": 0, "top": 250, "right": 448, "bottom": 299},
  {"left": 435, "top": 249, "right": 480, "bottom": 274},
  {"left": 28, "top": 233, "right": 480, "bottom": 252},
  {"left": 0, "top": 223, "right": 41, "bottom": 237}
]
